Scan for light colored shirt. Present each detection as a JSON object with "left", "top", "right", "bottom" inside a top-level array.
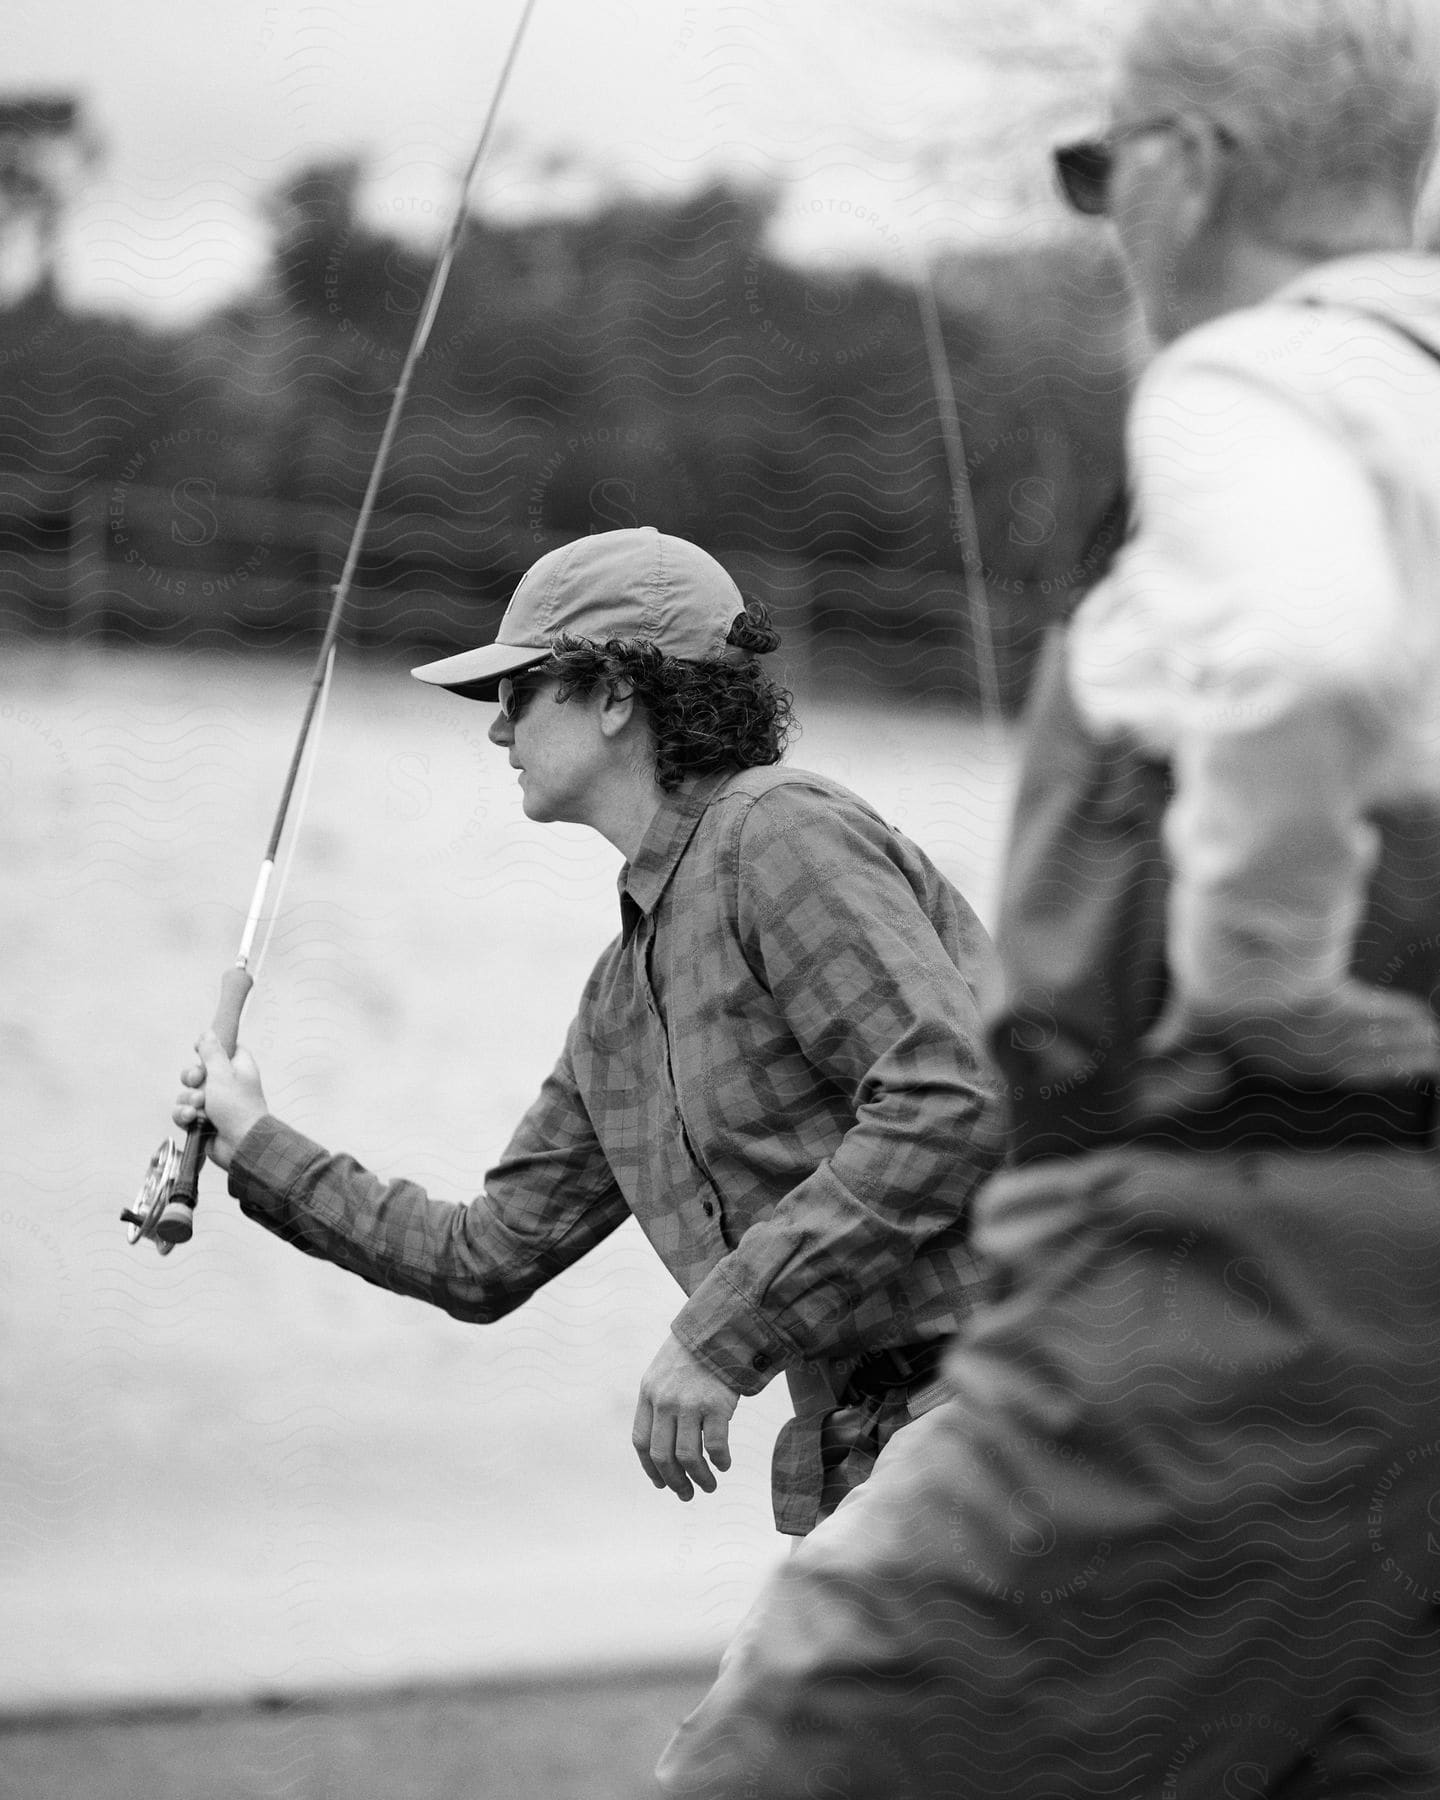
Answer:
[{"left": 1068, "top": 254, "right": 1440, "bottom": 1028}]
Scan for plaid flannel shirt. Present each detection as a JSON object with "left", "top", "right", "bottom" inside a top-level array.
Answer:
[{"left": 231, "top": 763, "right": 1002, "bottom": 1533}]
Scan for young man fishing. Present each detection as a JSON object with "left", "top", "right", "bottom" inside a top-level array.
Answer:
[{"left": 175, "top": 525, "right": 1002, "bottom": 1538}]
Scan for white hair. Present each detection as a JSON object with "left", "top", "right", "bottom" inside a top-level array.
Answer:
[{"left": 1124, "top": 0, "right": 1440, "bottom": 219}]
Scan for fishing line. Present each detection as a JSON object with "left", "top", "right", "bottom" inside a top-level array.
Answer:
[{"left": 124, "top": 0, "right": 541, "bottom": 1252}]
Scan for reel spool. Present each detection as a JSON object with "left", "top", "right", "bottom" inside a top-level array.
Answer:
[{"left": 121, "top": 1136, "right": 191, "bottom": 1255}]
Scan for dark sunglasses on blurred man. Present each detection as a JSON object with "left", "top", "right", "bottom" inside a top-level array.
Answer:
[{"left": 1053, "top": 116, "right": 1237, "bottom": 216}]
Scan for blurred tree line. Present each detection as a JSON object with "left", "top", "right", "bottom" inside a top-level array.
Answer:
[{"left": 0, "top": 153, "right": 1136, "bottom": 704}]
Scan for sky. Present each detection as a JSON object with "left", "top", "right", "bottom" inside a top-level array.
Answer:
[{"left": 11, "top": 0, "right": 1125, "bottom": 322}]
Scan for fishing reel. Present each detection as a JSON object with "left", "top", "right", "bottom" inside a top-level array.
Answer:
[
  {"left": 121, "top": 1126, "right": 208, "bottom": 1254},
  {"left": 123, "top": 967, "right": 248, "bottom": 1256}
]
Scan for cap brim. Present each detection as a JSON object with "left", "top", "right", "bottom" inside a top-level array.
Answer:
[{"left": 410, "top": 643, "right": 552, "bottom": 701}]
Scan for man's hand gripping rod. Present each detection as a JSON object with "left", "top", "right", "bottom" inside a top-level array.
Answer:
[{"left": 122, "top": 0, "right": 540, "bottom": 1253}]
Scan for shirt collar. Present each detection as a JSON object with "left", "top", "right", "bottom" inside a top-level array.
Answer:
[{"left": 619, "top": 769, "right": 736, "bottom": 918}]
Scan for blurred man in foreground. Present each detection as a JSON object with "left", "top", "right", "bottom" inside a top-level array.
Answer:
[
  {"left": 655, "top": 2, "right": 1440, "bottom": 1793},
  {"left": 176, "top": 526, "right": 1001, "bottom": 1540}
]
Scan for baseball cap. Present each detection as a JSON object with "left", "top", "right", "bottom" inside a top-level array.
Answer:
[{"left": 411, "top": 527, "right": 753, "bottom": 701}]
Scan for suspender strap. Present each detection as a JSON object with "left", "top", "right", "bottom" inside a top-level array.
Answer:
[{"left": 1298, "top": 298, "right": 1440, "bottom": 369}]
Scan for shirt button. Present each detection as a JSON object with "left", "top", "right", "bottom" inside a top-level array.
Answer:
[{"left": 751, "top": 1352, "right": 771, "bottom": 1372}]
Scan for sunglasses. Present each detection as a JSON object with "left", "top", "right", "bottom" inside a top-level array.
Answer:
[
  {"left": 1053, "top": 115, "right": 1237, "bottom": 217},
  {"left": 497, "top": 668, "right": 554, "bottom": 720}
]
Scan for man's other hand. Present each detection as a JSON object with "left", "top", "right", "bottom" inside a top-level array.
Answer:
[
  {"left": 632, "top": 1333, "right": 739, "bottom": 1502},
  {"left": 172, "top": 1031, "right": 269, "bottom": 1170}
]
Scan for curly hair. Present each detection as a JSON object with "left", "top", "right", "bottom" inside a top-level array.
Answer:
[{"left": 545, "top": 598, "right": 795, "bottom": 792}]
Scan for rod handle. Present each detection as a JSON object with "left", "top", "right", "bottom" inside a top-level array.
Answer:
[{"left": 159, "top": 967, "right": 255, "bottom": 1239}]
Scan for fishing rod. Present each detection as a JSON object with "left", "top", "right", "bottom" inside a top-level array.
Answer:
[
  {"left": 913, "top": 252, "right": 1006, "bottom": 735},
  {"left": 122, "top": 0, "right": 541, "bottom": 1254}
]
